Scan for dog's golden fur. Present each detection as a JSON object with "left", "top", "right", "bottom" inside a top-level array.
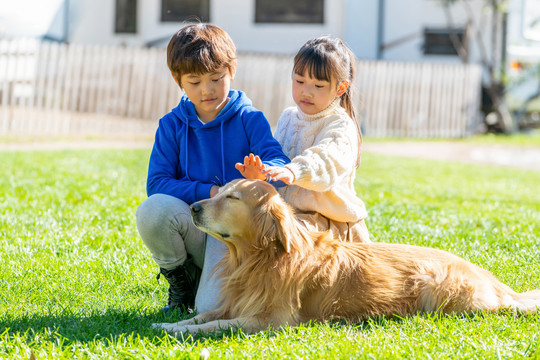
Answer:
[{"left": 153, "top": 179, "right": 540, "bottom": 334}]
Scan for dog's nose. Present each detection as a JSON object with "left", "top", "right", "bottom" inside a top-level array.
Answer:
[{"left": 190, "top": 203, "right": 202, "bottom": 215}]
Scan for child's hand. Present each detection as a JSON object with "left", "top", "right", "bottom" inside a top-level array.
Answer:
[
  {"left": 262, "top": 166, "right": 295, "bottom": 185},
  {"left": 235, "top": 153, "right": 266, "bottom": 180},
  {"left": 210, "top": 185, "right": 220, "bottom": 198}
]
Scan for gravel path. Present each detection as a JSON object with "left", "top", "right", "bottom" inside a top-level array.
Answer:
[{"left": 364, "top": 141, "right": 540, "bottom": 171}]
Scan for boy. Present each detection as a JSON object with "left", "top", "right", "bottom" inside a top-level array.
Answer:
[{"left": 136, "top": 24, "right": 289, "bottom": 313}]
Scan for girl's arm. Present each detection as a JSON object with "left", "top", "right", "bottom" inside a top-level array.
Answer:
[
  {"left": 261, "top": 165, "right": 294, "bottom": 184},
  {"left": 236, "top": 154, "right": 295, "bottom": 184},
  {"left": 281, "top": 116, "right": 358, "bottom": 192}
]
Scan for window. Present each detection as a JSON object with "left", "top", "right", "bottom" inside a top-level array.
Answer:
[
  {"left": 255, "top": 0, "right": 324, "bottom": 24},
  {"left": 161, "top": 0, "right": 210, "bottom": 22},
  {"left": 115, "top": 0, "right": 137, "bottom": 33},
  {"left": 423, "top": 27, "right": 467, "bottom": 56}
]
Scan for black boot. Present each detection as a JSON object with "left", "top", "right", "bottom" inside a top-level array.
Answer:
[{"left": 157, "top": 262, "right": 197, "bottom": 313}]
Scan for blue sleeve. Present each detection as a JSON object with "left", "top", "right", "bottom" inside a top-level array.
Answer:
[
  {"left": 243, "top": 110, "right": 290, "bottom": 167},
  {"left": 146, "top": 118, "right": 213, "bottom": 204}
]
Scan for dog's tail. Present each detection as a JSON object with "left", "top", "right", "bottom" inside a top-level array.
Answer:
[{"left": 513, "top": 290, "right": 540, "bottom": 313}]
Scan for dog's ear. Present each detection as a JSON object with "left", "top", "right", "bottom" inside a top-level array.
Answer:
[
  {"left": 262, "top": 195, "right": 303, "bottom": 253},
  {"left": 255, "top": 203, "right": 279, "bottom": 250}
]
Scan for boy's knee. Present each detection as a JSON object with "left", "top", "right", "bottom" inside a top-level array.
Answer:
[
  {"left": 136, "top": 195, "right": 162, "bottom": 229},
  {"left": 136, "top": 194, "right": 188, "bottom": 236}
]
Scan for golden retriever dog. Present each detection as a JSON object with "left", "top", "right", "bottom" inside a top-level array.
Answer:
[{"left": 152, "top": 179, "right": 540, "bottom": 335}]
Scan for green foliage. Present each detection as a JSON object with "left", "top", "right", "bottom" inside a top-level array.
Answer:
[{"left": 0, "top": 146, "right": 539, "bottom": 359}]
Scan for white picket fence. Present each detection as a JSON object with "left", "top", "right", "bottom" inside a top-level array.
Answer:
[{"left": 0, "top": 39, "right": 483, "bottom": 138}]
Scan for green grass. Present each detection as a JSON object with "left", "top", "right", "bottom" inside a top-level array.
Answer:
[
  {"left": 0, "top": 143, "right": 539, "bottom": 359},
  {"left": 466, "top": 129, "right": 540, "bottom": 146}
]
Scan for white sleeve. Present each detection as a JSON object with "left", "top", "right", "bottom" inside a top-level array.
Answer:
[{"left": 285, "top": 115, "right": 358, "bottom": 192}]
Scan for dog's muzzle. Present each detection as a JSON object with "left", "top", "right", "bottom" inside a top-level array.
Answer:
[
  {"left": 190, "top": 201, "right": 230, "bottom": 239},
  {"left": 190, "top": 202, "right": 203, "bottom": 224}
]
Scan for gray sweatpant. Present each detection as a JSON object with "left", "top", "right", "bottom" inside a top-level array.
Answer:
[{"left": 135, "top": 193, "right": 227, "bottom": 313}]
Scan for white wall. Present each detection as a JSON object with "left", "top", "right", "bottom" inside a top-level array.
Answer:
[
  {"left": 2, "top": 0, "right": 501, "bottom": 67},
  {"left": 138, "top": 1, "right": 187, "bottom": 45},
  {"left": 344, "top": 0, "right": 379, "bottom": 59},
  {"left": 68, "top": 0, "right": 346, "bottom": 53},
  {"left": 0, "top": 0, "right": 65, "bottom": 38},
  {"left": 213, "top": 0, "right": 346, "bottom": 55},
  {"left": 69, "top": 0, "right": 141, "bottom": 46}
]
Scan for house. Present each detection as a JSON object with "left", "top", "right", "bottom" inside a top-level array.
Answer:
[
  {"left": 1, "top": 0, "right": 505, "bottom": 65},
  {"left": 5, "top": 0, "right": 530, "bottom": 136}
]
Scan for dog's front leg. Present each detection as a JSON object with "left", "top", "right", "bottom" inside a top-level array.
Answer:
[
  {"left": 157, "top": 316, "right": 267, "bottom": 335},
  {"left": 152, "top": 309, "right": 222, "bottom": 333}
]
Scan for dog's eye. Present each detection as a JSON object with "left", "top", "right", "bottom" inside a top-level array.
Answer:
[{"left": 226, "top": 194, "right": 239, "bottom": 200}]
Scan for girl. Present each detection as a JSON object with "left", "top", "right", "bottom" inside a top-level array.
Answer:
[{"left": 240, "top": 36, "right": 370, "bottom": 243}]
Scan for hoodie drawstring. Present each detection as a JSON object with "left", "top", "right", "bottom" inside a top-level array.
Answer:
[
  {"left": 185, "top": 122, "right": 191, "bottom": 181},
  {"left": 220, "top": 121, "right": 225, "bottom": 185}
]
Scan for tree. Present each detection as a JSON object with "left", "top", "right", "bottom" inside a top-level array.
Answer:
[{"left": 440, "top": 0, "right": 515, "bottom": 133}]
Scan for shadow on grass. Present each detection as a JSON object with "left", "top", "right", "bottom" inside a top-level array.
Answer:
[
  {"left": 0, "top": 309, "right": 393, "bottom": 344},
  {"left": 0, "top": 307, "right": 202, "bottom": 344},
  {"left": 2, "top": 308, "right": 515, "bottom": 345},
  {"left": 0, "top": 307, "right": 281, "bottom": 343}
]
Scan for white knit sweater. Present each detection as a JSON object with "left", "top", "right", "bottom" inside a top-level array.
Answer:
[{"left": 274, "top": 99, "right": 368, "bottom": 222}]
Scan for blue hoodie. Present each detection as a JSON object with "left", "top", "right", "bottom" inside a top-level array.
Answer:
[{"left": 146, "top": 89, "right": 290, "bottom": 204}]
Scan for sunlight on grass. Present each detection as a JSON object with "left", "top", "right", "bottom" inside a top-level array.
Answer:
[{"left": 0, "top": 146, "right": 539, "bottom": 359}]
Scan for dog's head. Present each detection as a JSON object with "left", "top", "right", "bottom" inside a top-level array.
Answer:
[{"left": 191, "top": 179, "right": 304, "bottom": 256}]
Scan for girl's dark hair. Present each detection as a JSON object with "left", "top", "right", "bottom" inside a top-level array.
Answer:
[
  {"left": 167, "top": 24, "right": 237, "bottom": 86},
  {"left": 293, "top": 36, "right": 363, "bottom": 166}
]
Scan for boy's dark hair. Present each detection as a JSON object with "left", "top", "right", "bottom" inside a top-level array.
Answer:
[{"left": 167, "top": 24, "right": 237, "bottom": 87}]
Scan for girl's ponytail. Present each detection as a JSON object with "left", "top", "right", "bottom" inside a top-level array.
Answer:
[{"left": 340, "top": 44, "right": 362, "bottom": 167}]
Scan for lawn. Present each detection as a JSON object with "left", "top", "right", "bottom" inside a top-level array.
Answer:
[{"left": 0, "top": 142, "right": 539, "bottom": 359}]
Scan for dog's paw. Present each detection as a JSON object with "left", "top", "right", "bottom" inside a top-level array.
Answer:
[
  {"left": 152, "top": 322, "right": 189, "bottom": 334},
  {"left": 152, "top": 322, "right": 177, "bottom": 331}
]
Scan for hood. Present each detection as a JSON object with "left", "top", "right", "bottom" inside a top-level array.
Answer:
[
  {"left": 170, "top": 89, "right": 249, "bottom": 185},
  {"left": 171, "top": 89, "right": 248, "bottom": 128}
]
